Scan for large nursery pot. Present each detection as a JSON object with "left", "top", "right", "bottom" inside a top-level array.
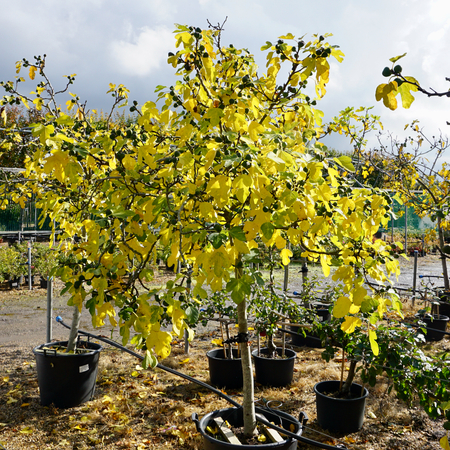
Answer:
[
  {"left": 417, "top": 314, "right": 449, "bottom": 342},
  {"left": 252, "top": 348, "right": 296, "bottom": 387},
  {"left": 192, "top": 406, "right": 302, "bottom": 450},
  {"left": 33, "top": 340, "right": 102, "bottom": 408},
  {"left": 207, "top": 348, "right": 243, "bottom": 390},
  {"left": 314, "top": 380, "right": 369, "bottom": 434}
]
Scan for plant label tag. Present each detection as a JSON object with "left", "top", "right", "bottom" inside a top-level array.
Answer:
[{"left": 79, "top": 364, "right": 89, "bottom": 373}]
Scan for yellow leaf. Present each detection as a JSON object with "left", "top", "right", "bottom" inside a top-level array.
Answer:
[
  {"left": 211, "top": 338, "right": 223, "bottom": 346},
  {"left": 320, "top": 254, "right": 331, "bottom": 277},
  {"left": 20, "top": 403, "right": 30, "bottom": 407},
  {"left": 341, "top": 316, "right": 361, "bottom": 334},
  {"left": 352, "top": 286, "right": 367, "bottom": 306},
  {"left": 369, "top": 329, "right": 379, "bottom": 356},
  {"left": 20, "top": 426, "right": 34, "bottom": 434},
  {"left": 440, "top": 435, "right": 450, "bottom": 450},
  {"left": 29, "top": 66, "right": 37, "bottom": 80},
  {"left": 280, "top": 248, "right": 293, "bottom": 265},
  {"left": 333, "top": 296, "right": 351, "bottom": 318},
  {"left": 179, "top": 358, "right": 190, "bottom": 365}
]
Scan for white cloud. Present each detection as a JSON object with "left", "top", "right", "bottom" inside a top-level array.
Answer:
[{"left": 110, "top": 26, "right": 174, "bottom": 77}]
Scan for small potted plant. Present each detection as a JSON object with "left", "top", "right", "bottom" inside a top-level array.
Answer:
[
  {"left": 200, "top": 290, "right": 243, "bottom": 390},
  {"left": 250, "top": 257, "right": 297, "bottom": 388},
  {"left": 32, "top": 242, "right": 59, "bottom": 288}
]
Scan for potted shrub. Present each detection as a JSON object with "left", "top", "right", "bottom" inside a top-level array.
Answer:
[
  {"left": 32, "top": 336, "right": 102, "bottom": 408},
  {"left": 250, "top": 256, "right": 297, "bottom": 388},
  {"left": 32, "top": 242, "right": 59, "bottom": 288},
  {"left": 200, "top": 290, "right": 244, "bottom": 390},
  {"left": 314, "top": 318, "right": 371, "bottom": 434},
  {"left": 285, "top": 278, "right": 335, "bottom": 349},
  {"left": 0, "top": 245, "right": 25, "bottom": 288}
]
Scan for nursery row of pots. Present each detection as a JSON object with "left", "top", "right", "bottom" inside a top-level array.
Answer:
[{"left": 207, "top": 345, "right": 368, "bottom": 436}]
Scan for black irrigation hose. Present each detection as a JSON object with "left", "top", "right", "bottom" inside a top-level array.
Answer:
[{"left": 55, "top": 316, "right": 347, "bottom": 450}]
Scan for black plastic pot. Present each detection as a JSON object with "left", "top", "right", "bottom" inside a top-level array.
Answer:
[
  {"left": 207, "top": 348, "right": 243, "bottom": 390},
  {"left": 33, "top": 340, "right": 102, "bottom": 408},
  {"left": 290, "top": 305, "right": 330, "bottom": 348},
  {"left": 314, "top": 380, "right": 368, "bottom": 434},
  {"left": 39, "top": 278, "right": 48, "bottom": 289},
  {"left": 438, "top": 300, "right": 450, "bottom": 318},
  {"left": 252, "top": 348, "right": 296, "bottom": 387},
  {"left": 417, "top": 314, "right": 449, "bottom": 341},
  {"left": 193, "top": 406, "right": 302, "bottom": 450},
  {"left": 8, "top": 277, "right": 21, "bottom": 289}
]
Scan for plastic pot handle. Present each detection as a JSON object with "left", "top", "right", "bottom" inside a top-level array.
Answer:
[{"left": 191, "top": 413, "right": 201, "bottom": 432}]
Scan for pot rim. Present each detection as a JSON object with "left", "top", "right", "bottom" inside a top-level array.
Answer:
[
  {"left": 252, "top": 347, "right": 297, "bottom": 359},
  {"left": 33, "top": 340, "right": 103, "bottom": 357},
  {"left": 207, "top": 348, "right": 242, "bottom": 360},
  {"left": 313, "top": 380, "right": 369, "bottom": 401},
  {"left": 196, "top": 406, "right": 302, "bottom": 447}
]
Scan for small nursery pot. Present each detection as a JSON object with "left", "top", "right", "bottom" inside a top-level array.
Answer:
[
  {"left": 417, "top": 314, "right": 449, "bottom": 342},
  {"left": 314, "top": 380, "right": 369, "bottom": 434},
  {"left": 192, "top": 406, "right": 302, "bottom": 450},
  {"left": 33, "top": 340, "right": 102, "bottom": 408},
  {"left": 252, "top": 347, "right": 296, "bottom": 387},
  {"left": 207, "top": 348, "right": 243, "bottom": 390},
  {"left": 289, "top": 304, "right": 330, "bottom": 349}
]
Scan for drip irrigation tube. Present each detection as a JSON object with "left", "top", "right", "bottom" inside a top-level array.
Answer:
[{"left": 55, "top": 316, "right": 347, "bottom": 450}]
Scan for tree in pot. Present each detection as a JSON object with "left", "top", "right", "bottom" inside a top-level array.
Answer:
[
  {"left": 1, "top": 25, "right": 404, "bottom": 446},
  {"left": 200, "top": 290, "right": 244, "bottom": 390},
  {"left": 249, "top": 248, "right": 300, "bottom": 388}
]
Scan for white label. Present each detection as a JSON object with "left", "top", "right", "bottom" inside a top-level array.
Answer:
[{"left": 79, "top": 364, "right": 89, "bottom": 373}]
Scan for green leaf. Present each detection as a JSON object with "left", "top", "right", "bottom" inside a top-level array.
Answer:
[
  {"left": 209, "top": 232, "right": 226, "bottom": 249},
  {"left": 261, "top": 222, "right": 275, "bottom": 240},
  {"left": 334, "top": 155, "right": 355, "bottom": 172},
  {"left": 226, "top": 275, "right": 252, "bottom": 304},
  {"left": 142, "top": 350, "right": 158, "bottom": 369},
  {"left": 184, "top": 305, "right": 199, "bottom": 324},
  {"left": 229, "top": 226, "right": 247, "bottom": 242},
  {"left": 389, "top": 53, "right": 407, "bottom": 63}
]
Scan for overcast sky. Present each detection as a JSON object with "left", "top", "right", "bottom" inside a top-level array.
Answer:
[{"left": 2, "top": 0, "right": 450, "bottom": 154}]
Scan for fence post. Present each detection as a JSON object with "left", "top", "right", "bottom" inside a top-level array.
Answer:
[
  {"left": 27, "top": 242, "right": 32, "bottom": 291},
  {"left": 412, "top": 250, "right": 418, "bottom": 307}
]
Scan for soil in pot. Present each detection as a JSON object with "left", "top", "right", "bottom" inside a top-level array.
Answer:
[
  {"left": 314, "top": 380, "right": 368, "bottom": 434},
  {"left": 33, "top": 340, "right": 102, "bottom": 408},
  {"left": 252, "top": 347, "right": 296, "bottom": 387},
  {"left": 193, "top": 406, "right": 302, "bottom": 449},
  {"left": 207, "top": 348, "right": 243, "bottom": 390},
  {"left": 417, "top": 314, "right": 449, "bottom": 341}
]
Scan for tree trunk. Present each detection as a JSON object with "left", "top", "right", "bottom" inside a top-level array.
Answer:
[
  {"left": 438, "top": 217, "right": 450, "bottom": 291},
  {"left": 341, "top": 359, "right": 357, "bottom": 396},
  {"left": 237, "top": 299, "right": 256, "bottom": 437},
  {"left": 67, "top": 306, "right": 81, "bottom": 353}
]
